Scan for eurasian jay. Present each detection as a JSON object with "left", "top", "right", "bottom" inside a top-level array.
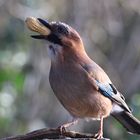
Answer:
[{"left": 26, "top": 17, "right": 140, "bottom": 139}]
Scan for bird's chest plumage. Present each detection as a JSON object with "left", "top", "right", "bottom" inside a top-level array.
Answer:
[
  {"left": 49, "top": 62, "right": 91, "bottom": 101},
  {"left": 49, "top": 62, "right": 112, "bottom": 118}
]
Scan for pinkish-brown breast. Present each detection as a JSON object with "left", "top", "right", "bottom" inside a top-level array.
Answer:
[{"left": 49, "top": 57, "right": 112, "bottom": 119}]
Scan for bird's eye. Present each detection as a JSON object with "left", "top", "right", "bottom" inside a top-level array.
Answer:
[
  {"left": 57, "top": 26, "right": 68, "bottom": 35},
  {"left": 58, "top": 27, "right": 64, "bottom": 33}
]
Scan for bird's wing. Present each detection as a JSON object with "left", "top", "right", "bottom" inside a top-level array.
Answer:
[
  {"left": 80, "top": 63, "right": 131, "bottom": 113},
  {"left": 95, "top": 80, "right": 131, "bottom": 112}
]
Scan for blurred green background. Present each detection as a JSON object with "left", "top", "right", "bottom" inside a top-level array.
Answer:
[{"left": 0, "top": 0, "right": 140, "bottom": 140}]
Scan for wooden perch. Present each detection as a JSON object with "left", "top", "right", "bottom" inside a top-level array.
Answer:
[{"left": 0, "top": 128, "right": 110, "bottom": 140}]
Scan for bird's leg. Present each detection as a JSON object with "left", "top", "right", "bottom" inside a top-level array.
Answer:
[
  {"left": 95, "top": 116, "right": 104, "bottom": 139},
  {"left": 58, "top": 118, "right": 78, "bottom": 134}
]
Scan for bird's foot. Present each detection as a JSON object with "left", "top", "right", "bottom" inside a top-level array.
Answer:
[
  {"left": 95, "top": 130, "right": 103, "bottom": 140},
  {"left": 57, "top": 125, "right": 67, "bottom": 135},
  {"left": 57, "top": 119, "right": 78, "bottom": 136},
  {"left": 58, "top": 119, "right": 78, "bottom": 134}
]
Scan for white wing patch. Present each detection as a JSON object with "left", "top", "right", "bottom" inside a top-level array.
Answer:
[{"left": 111, "top": 103, "right": 124, "bottom": 113}]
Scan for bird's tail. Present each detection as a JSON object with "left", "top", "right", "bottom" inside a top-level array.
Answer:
[{"left": 112, "top": 111, "right": 140, "bottom": 135}]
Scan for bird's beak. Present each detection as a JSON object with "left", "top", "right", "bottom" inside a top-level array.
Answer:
[{"left": 25, "top": 17, "right": 51, "bottom": 39}]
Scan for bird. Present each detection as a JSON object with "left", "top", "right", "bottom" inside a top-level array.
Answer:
[{"left": 26, "top": 17, "right": 140, "bottom": 139}]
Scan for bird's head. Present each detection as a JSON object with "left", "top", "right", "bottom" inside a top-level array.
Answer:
[{"left": 26, "top": 17, "right": 87, "bottom": 62}]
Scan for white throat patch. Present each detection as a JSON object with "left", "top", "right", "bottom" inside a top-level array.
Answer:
[{"left": 46, "top": 42, "right": 63, "bottom": 61}]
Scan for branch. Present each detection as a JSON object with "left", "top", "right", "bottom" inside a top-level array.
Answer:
[{"left": 0, "top": 128, "right": 110, "bottom": 140}]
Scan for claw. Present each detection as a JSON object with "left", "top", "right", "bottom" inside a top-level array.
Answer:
[
  {"left": 58, "top": 125, "right": 67, "bottom": 135},
  {"left": 57, "top": 119, "right": 78, "bottom": 135},
  {"left": 95, "top": 131, "right": 103, "bottom": 139}
]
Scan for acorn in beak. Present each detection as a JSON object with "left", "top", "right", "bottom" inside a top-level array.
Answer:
[
  {"left": 26, "top": 16, "right": 82, "bottom": 47},
  {"left": 25, "top": 17, "right": 51, "bottom": 39}
]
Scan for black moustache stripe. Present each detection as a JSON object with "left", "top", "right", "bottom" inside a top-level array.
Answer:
[{"left": 47, "top": 34, "right": 62, "bottom": 45}]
